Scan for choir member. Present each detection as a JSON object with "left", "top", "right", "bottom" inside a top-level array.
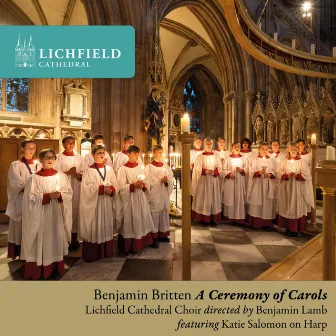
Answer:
[
  {"left": 269, "top": 140, "right": 286, "bottom": 164},
  {"left": 78, "top": 145, "right": 120, "bottom": 262},
  {"left": 240, "top": 138, "right": 255, "bottom": 162},
  {"left": 296, "top": 139, "right": 312, "bottom": 168},
  {"left": 113, "top": 134, "right": 143, "bottom": 173},
  {"left": 115, "top": 145, "right": 158, "bottom": 254},
  {"left": 296, "top": 139, "right": 312, "bottom": 220},
  {"left": 190, "top": 136, "right": 204, "bottom": 169},
  {"left": 214, "top": 137, "right": 230, "bottom": 164},
  {"left": 222, "top": 142, "right": 247, "bottom": 224},
  {"left": 54, "top": 136, "right": 85, "bottom": 249},
  {"left": 191, "top": 138, "right": 222, "bottom": 227},
  {"left": 277, "top": 143, "right": 314, "bottom": 237},
  {"left": 84, "top": 134, "right": 113, "bottom": 167},
  {"left": 6, "top": 139, "right": 41, "bottom": 260},
  {"left": 145, "top": 145, "right": 173, "bottom": 242},
  {"left": 21, "top": 149, "right": 73, "bottom": 280},
  {"left": 247, "top": 143, "right": 277, "bottom": 229}
]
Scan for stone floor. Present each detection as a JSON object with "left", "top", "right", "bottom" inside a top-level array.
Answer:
[{"left": 0, "top": 206, "right": 323, "bottom": 281}]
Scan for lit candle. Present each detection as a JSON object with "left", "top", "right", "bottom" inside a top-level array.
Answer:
[
  {"left": 326, "top": 146, "right": 336, "bottom": 161},
  {"left": 181, "top": 113, "right": 190, "bottom": 133},
  {"left": 142, "top": 153, "right": 145, "bottom": 161},
  {"left": 112, "top": 153, "right": 115, "bottom": 160},
  {"left": 33, "top": 159, "right": 38, "bottom": 172},
  {"left": 149, "top": 153, "right": 153, "bottom": 161},
  {"left": 311, "top": 133, "right": 317, "bottom": 145},
  {"left": 164, "top": 158, "right": 168, "bottom": 164}
]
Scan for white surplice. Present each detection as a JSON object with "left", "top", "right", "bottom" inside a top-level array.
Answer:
[
  {"left": 78, "top": 165, "right": 120, "bottom": 244},
  {"left": 21, "top": 171, "right": 73, "bottom": 266},
  {"left": 54, "top": 153, "right": 86, "bottom": 234},
  {"left": 247, "top": 156, "right": 277, "bottom": 220},
  {"left": 191, "top": 152, "right": 222, "bottom": 218},
  {"left": 222, "top": 155, "right": 247, "bottom": 221},
  {"left": 6, "top": 160, "right": 42, "bottom": 245},
  {"left": 145, "top": 161, "right": 173, "bottom": 235},
  {"left": 115, "top": 163, "right": 155, "bottom": 240},
  {"left": 113, "top": 151, "right": 143, "bottom": 173},
  {"left": 190, "top": 149, "right": 204, "bottom": 168},
  {"left": 277, "top": 159, "right": 314, "bottom": 219}
]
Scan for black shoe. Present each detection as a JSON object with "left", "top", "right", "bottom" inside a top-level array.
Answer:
[
  {"left": 159, "top": 237, "right": 170, "bottom": 243},
  {"left": 285, "top": 229, "right": 292, "bottom": 237},
  {"left": 69, "top": 243, "right": 80, "bottom": 250},
  {"left": 291, "top": 232, "right": 301, "bottom": 238},
  {"left": 149, "top": 241, "right": 159, "bottom": 248},
  {"left": 210, "top": 222, "right": 217, "bottom": 227},
  {"left": 201, "top": 222, "right": 208, "bottom": 227}
]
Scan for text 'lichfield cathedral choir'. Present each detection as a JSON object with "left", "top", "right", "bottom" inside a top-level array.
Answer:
[{"left": 5, "top": 133, "right": 314, "bottom": 280}]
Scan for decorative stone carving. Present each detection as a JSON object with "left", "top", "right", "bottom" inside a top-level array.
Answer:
[
  {"left": 306, "top": 110, "right": 319, "bottom": 139},
  {"left": 252, "top": 92, "right": 265, "bottom": 145},
  {"left": 254, "top": 116, "right": 264, "bottom": 145},
  {"left": 62, "top": 80, "right": 90, "bottom": 127},
  {"left": 280, "top": 118, "right": 288, "bottom": 145},
  {"left": 292, "top": 114, "right": 303, "bottom": 141},
  {"left": 267, "top": 120, "right": 275, "bottom": 144}
]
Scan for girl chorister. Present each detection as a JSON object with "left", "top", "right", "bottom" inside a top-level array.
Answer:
[
  {"left": 79, "top": 145, "right": 120, "bottom": 262},
  {"left": 6, "top": 139, "right": 41, "bottom": 260}
]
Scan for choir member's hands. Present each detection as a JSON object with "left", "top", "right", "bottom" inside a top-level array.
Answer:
[
  {"left": 230, "top": 174, "right": 235, "bottom": 180},
  {"left": 102, "top": 158, "right": 108, "bottom": 165},
  {"left": 264, "top": 173, "right": 270, "bottom": 178},
  {"left": 134, "top": 181, "right": 144, "bottom": 189},
  {"left": 66, "top": 167, "right": 76, "bottom": 175},
  {"left": 260, "top": 168, "right": 266, "bottom": 175},
  {"left": 207, "top": 169, "right": 214, "bottom": 175},
  {"left": 236, "top": 167, "right": 243, "bottom": 173},
  {"left": 50, "top": 191, "right": 61, "bottom": 199},
  {"left": 161, "top": 176, "right": 168, "bottom": 183},
  {"left": 104, "top": 186, "right": 112, "bottom": 195},
  {"left": 289, "top": 172, "right": 296, "bottom": 178}
]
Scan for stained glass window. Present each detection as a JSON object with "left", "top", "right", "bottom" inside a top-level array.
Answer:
[
  {"left": 183, "top": 79, "right": 201, "bottom": 133},
  {"left": 0, "top": 78, "right": 29, "bottom": 112}
]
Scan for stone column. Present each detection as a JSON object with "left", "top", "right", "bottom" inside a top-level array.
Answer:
[
  {"left": 236, "top": 93, "right": 245, "bottom": 141},
  {"left": 231, "top": 93, "right": 237, "bottom": 143},
  {"left": 244, "top": 91, "right": 254, "bottom": 140},
  {"left": 223, "top": 96, "right": 229, "bottom": 142},
  {"left": 227, "top": 96, "right": 233, "bottom": 147}
]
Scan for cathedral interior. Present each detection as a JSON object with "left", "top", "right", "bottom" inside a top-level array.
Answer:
[{"left": 0, "top": 0, "right": 335, "bottom": 281}]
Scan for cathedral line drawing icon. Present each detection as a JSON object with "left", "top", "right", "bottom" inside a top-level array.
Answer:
[{"left": 15, "top": 34, "right": 36, "bottom": 67}]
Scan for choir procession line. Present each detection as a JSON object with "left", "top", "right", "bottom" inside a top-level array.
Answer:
[{"left": 5, "top": 133, "right": 314, "bottom": 280}]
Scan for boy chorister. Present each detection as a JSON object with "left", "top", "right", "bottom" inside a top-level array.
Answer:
[
  {"left": 6, "top": 139, "right": 41, "bottom": 260},
  {"left": 190, "top": 136, "right": 204, "bottom": 169},
  {"left": 113, "top": 134, "right": 143, "bottom": 173},
  {"left": 222, "top": 142, "right": 247, "bottom": 224},
  {"left": 247, "top": 143, "right": 277, "bottom": 229},
  {"left": 191, "top": 138, "right": 222, "bottom": 227},
  {"left": 84, "top": 134, "right": 113, "bottom": 167},
  {"left": 115, "top": 145, "right": 158, "bottom": 254},
  {"left": 145, "top": 145, "right": 173, "bottom": 242},
  {"left": 21, "top": 149, "right": 73, "bottom": 280},
  {"left": 54, "top": 136, "right": 85, "bottom": 249},
  {"left": 79, "top": 145, "right": 120, "bottom": 262},
  {"left": 214, "top": 137, "right": 230, "bottom": 163},
  {"left": 277, "top": 143, "right": 314, "bottom": 237},
  {"left": 269, "top": 140, "right": 285, "bottom": 164}
]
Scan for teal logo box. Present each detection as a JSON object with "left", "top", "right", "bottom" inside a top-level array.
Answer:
[{"left": 0, "top": 26, "right": 135, "bottom": 78}]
